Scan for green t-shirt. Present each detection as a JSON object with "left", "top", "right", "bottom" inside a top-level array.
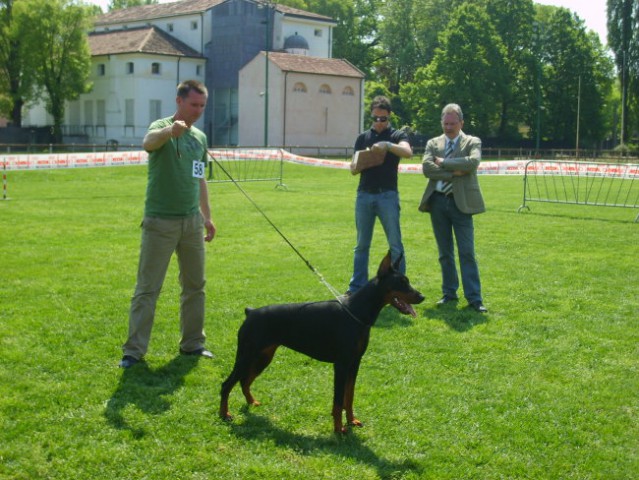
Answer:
[{"left": 144, "top": 116, "right": 208, "bottom": 217}]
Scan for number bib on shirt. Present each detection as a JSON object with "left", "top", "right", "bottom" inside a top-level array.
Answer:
[{"left": 192, "top": 160, "right": 205, "bottom": 178}]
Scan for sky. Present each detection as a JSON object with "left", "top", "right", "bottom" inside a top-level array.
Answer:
[
  {"left": 85, "top": 0, "right": 609, "bottom": 44},
  {"left": 536, "top": 0, "right": 608, "bottom": 44}
]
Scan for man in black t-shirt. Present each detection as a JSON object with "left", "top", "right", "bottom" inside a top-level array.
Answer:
[{"left": 346, "top": 96, "right": 413, "bottom": 294}]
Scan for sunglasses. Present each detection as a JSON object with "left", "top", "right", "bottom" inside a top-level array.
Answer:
[{"left": 371, "top": 116, "right": 389, "bottom": 123}]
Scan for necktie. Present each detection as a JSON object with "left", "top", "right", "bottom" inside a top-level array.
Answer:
[{"left": 441, "top": 140, "right": 454, "bottom": 195}]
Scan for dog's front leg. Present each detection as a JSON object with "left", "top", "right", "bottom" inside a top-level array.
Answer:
[
  {"left": 332, "top": 362, "right": 347, "bottom": 434},
  {"left": 344, "top": 359, "right": 363, "bottom": 428}
]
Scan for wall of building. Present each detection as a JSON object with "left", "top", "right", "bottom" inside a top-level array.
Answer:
[
  {"left": 238, "top": 54, "right": 362, "bottom": 148},
  {"left": 23, "top": 54, "right": 206, "bottom": 146}
]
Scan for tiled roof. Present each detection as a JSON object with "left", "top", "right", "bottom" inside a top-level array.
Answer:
[
  {"left": 266, "top": 52, "right": 364, "bottom": 78},
  {"left": 95, "top": 0, "right": 334, "bottom": 26},
  {"left": 94, "top": 0, "right": 224, "bottom": 25},
  {"left": 272, "top": 4, "right": 335, "bottom": 23},
  {"left": 88, "top": 26, "right": 203, "bottom": 57}
]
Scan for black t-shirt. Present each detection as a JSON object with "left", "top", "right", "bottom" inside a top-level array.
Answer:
[{"left": 354, "top": 126, "right": 410, "bottom": 192}]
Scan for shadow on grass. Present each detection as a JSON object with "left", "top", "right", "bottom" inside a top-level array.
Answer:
[
  {"left": 104, "top": 355, "right": 199, "bottom": 438},
  {"left": 421, "top": 303, "right": 489, "bottom": 332},
  {"left": 229, "top": 413, "right": 422, "bottom": 478},
  {"left": 374, "top": 306, "right": 415, "bottom": 329},
  {"left": 499, "top": 207, "right": 634, "bottom": 224}
]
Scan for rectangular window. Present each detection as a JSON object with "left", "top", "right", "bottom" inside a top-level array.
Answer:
[
  {"left": 84, "top": 100, "right": 93, "bottom": 125},
  {"left": 167, "top": 23, "right": 174, "bottom": 32},
  {"left": 149, "top": 100, "right": 162, "bottom": 123},
  {"left": 314, "top": 29, "right": 322, "bottom": 37},
  {"left": 97, "top": 100, "right": 106, "bottom": 125},
  {"left": 191, "top": 21, "right": 198, "bottom": 30},
  {"left": 69, "top": 101, "right": 81, "bottom": 126},
  {"left": 97, "top": 64, "right": 105, "bottom": 76},
  {"left": 125, "top": 99, "right": 134, "bottom": 126},
  {"left": 151, "top": 62, "right": 161, "bottom": 75},
  {"left": 196, "top": 65, "right": 202, "bottom": 76},
  {"left": 126, "top": 62, "right": 134, "bottom": 74}
]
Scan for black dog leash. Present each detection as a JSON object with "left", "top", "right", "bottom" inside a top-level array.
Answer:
[{"left": 205, "top": 150, "right": 363, "bottom": 322}]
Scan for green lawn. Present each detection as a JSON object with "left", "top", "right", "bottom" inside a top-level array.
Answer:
[{"left": 0, "top": 163, "right": 637, "bottom": 479}]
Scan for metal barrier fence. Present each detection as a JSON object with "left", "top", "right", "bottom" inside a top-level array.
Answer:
[
  {"left": 518, "top": 160, "right": 639, "bottom": 222},
  {"left": 206, "top": 147, "right": 286, "bottom": 189}
]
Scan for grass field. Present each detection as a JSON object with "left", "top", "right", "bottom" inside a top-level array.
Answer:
[{"left": 0, "top": 162, "right": 637, "bottom": 479}]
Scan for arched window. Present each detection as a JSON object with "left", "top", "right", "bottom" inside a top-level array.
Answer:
[
  {"left": 342, "top": 86, "right": 354, "bottom": 96},
  {"left": 293, "top": 82, "right": 307, "bottom": 93},
  {"left": 319, "top": 84, "right": 332, "bottom": 94}
]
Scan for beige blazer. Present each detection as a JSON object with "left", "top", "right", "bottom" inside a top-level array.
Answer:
[{"left": 419, "top": 132, "right": 486, "bottom": 215}]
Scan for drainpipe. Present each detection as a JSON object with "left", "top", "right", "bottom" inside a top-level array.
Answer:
[
  {"left": 200, "top": 12, "right": 205, "bottom": 53},
  {"left": 359, "top": 77, "right": 364, "bottom": 132},
  {"left": 283, "top": 71, "right": 288, "bottom": 146}
]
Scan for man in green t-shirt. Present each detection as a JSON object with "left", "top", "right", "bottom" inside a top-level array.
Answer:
[{"left": 120, "top": 80, "right": 216, "bottom": 368}]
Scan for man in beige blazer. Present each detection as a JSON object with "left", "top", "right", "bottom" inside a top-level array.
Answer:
[{"left": 419, "top": 103, "right": 487, "bottom": 313}]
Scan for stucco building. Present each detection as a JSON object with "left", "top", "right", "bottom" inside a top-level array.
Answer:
[{"left": 21, "top": 0, "right": 364, "bottom": 148}]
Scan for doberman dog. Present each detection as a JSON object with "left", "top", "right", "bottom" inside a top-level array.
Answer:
[{"left": 219, "top": 252, "right": 425, "bottom": 434}]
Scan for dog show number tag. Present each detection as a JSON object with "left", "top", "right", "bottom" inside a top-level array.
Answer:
[{"left": 192, "top": 160, "right": 205, "bottom": 178}]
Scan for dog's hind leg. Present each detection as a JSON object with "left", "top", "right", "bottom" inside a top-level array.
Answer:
[
  {"left": 241, "top": 345, "right": 278, "bottom": 407},
  {"left": 220, "top": 369, "right": 240, "bottom": 421},
  {"left": 219, "top": 343, "right": 259, "bottom": 420}
]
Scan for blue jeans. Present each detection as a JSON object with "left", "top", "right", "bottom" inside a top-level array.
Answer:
[
  {"left": 429, "top": 193, "right": 482, "bottom": 303},
  {"left": 348, "top": 190, "right": 406, "bottom": 293}
]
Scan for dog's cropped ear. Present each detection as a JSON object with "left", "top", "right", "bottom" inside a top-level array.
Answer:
[{"left": 377, "top": 251, "right": 393, "bottom": 277}]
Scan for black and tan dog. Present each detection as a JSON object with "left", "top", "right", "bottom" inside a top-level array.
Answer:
[{"left": 219, "top": 252, "right": 424, "bottom": 434}]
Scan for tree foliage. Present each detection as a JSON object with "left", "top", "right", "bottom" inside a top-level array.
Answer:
[
  {"left": 400, "top": 3, "right": 508, "bottom": 139},
  {"left": 15, "top": 0, "right": 93, "bottom": 141},
  {"left": 0, "top": 0, "right": 38, "bottom": 126},
  {"left": 607, "top": 0, "right": 638, "bottom": 144},
  {"left": 108, "top": 0, "right": 157, "bottom": 11}
]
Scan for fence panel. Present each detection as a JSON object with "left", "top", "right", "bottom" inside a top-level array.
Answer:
[
  {"left": 206, "top": 148, "right": 286, "bottom": 189},
  {"left": 518, "top": 160, "right": 639, "bottom": 222}
]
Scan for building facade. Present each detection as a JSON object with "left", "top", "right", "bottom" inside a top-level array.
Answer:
[{"left": 21, "top": 0, "right": 363, "bottom": 148}]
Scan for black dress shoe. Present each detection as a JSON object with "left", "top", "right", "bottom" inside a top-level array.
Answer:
[
  {"left": 179, "top": 348, "right": 214, "bottom": 359},
  {"left": 470, "top": 302, "right": 488, "bottom": 313},
  {"left": 119, "top": 355, "right": 140, "bottom": 368},
  {"left": 436, "top": 296, "right": 458, "bottom": 306}
]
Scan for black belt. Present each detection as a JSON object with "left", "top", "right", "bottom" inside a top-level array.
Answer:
[{"left": 361, "top": 187, "right": 394, "bottom": 194}]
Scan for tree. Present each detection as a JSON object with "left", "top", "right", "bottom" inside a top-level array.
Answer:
[
  {"left": 376, "top": 0, "right": 468, "bottom": 89},
  {"left": 484, "top": 0, "right": 536, "bottom": 141},
  {"left": 16, "top": 0, "right": 93, "bottom": 142},
  {"left": 0, "top": 0, "right": 37, "bottom": 126},
  {"left": 607, "top": 0, "right": 637, "bottom": 146},
  {"left": 400, "top": 3, "right": 508, "bottom": 139},
  {"left": 538, "top": 6, "right": 611, "bottom": 147}
]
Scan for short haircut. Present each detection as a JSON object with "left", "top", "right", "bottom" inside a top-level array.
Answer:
[
  {"left": 370, "top": 95, "right": 392, "bottom": 113},
  {"left": 177, "top": 80, "right": 208, "bottom": 98},
  {"left": 441, "top": 103, "right": 463, "bottom": 122}
]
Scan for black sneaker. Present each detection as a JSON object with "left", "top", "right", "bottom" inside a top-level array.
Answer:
[
  {"left": 470, "top": 302, "right": 488, "bottom": 313},
  {"left": 119, "top": 355, "right": 140, "bottom": 368},
  {"left": 436, "top": 296, "right": 458, "bottom": 306}
]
